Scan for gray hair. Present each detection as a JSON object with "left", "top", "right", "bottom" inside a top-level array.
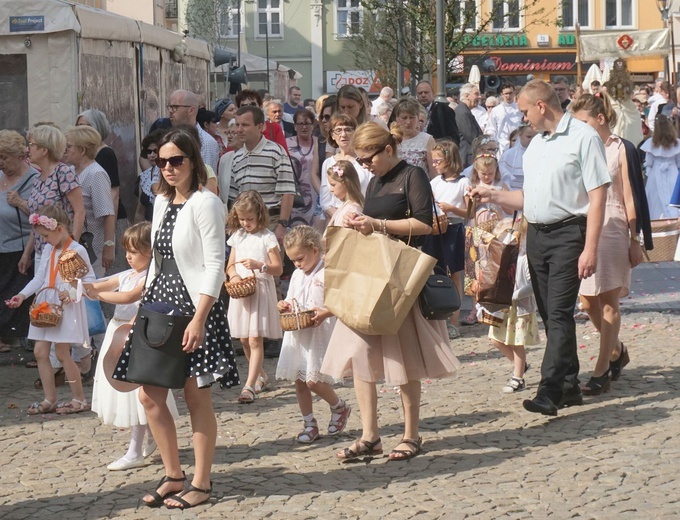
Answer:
[
  {"left": 77, "top": 109, "right": 110, "bottom": 140},
  {"left": 263, "top": 99, "right": 284, "bottom": 113},
  {"left": 460, "top": 83, "right": 478, "bottom": 99}
]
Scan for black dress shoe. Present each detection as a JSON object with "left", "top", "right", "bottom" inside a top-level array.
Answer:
[
  {"left": 523, "top": 395, "right": 558, "bottom": 416},
  {"left": 559, "top": 388, "right": 584, "bottom": 408}
]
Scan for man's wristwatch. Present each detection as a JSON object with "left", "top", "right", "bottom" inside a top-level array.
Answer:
[
  {"left": 104, "top": 240, "right": 115, "bottom": 247},
  {"left": 279, "top": 219, "right": 290, "bottom": 228}
]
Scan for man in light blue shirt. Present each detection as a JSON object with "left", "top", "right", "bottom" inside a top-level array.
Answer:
[{"left": 470, "top": 80, "right": 610, "bottom": 416}]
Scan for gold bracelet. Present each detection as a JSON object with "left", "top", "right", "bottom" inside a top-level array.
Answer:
[{"left": 382, "top": 219, "right": 387, "bottom": 234}]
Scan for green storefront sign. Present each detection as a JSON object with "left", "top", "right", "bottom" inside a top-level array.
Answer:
[
  {"left": 558, "top": 34, "right": 576, "bottom": 47},
  {"left": 463, "top": 34, "right": 529, "bottom": 48}
]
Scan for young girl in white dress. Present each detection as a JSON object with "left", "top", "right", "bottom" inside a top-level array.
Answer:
[
  {"left": 276, "top": 226, "right": 351, "bottom": 443},
  {"left": 8, "top": 205, "right": 95, "bottom": 415},
  {"left": 226, "top": 190, "right": 283, "bottom": 404},
  {"left": 461, "top": 153, "right": 510, "bottom": 326},
  {"left": 87, "top": 222, "right": 179, "bottom": 471},
  {"left": 324, "top": 160, "right": 365, "bottom": 229}
]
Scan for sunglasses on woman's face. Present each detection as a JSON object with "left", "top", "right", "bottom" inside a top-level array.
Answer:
[
  {"left": 356, "top": 147, "right": 385, "bottom": 167},
  {"left": 156, "top": 155, "right": 189, "bottom": 169},
  {"left": 144, "top": 148, "right": 158, "bottom": 156}
]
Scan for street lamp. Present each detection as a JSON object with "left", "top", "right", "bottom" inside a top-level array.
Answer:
[{"left": 657, "top": 0, "right": 677, "bottom": 83}]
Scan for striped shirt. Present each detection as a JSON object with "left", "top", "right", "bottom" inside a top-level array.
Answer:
[
  {"left": 197, "top": 123, "right": 220, "bottom": 173},
  {"left": 229, "top": 136, "right": 296, "bottom": 208}
]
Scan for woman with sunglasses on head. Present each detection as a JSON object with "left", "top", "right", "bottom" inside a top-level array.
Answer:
[
  {"left": 112, "top": 127, "right": 239, "bottom": 509},
  {"left": 321, "top": 121, "right": 460, "bottom": 462},
  {"left": 319, "top": 114, "right": 372, "bottom": 220}
]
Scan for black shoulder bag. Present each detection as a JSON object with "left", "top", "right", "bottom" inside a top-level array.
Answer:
[{"left": 124, "top": 204, "right": 194, "bottom": 389}]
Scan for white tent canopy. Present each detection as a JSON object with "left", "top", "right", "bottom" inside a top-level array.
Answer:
[{"left": 212, "top": 47, "right": 302, "bottom": 80}]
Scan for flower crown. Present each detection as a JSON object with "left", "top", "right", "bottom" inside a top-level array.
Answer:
[
  {"left": 475, "top": 153, "right": 496, "bottom": 161},
  {"left": 29, "top": 214, "right": 58, "bottom": 230},
  {"left": 330, "top": 165, "right": 345, "bottom": 178}
]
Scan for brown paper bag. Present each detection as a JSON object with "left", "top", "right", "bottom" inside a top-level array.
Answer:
[{"left": 324, "top": 226, "right": 436, "bottom": 335}]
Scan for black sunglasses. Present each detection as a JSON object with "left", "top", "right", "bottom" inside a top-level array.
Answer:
[
  {"left": 156, "top": 155, "right": 189, "bottom": 168},
  {"left": 144, "top": 148, "right": 159, "bottom": 156},
  {"left": 356, "top": 147, "right": 385, "bottom": 167}
]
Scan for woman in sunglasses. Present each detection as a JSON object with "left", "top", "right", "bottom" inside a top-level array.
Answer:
[
  {"left": 113, "top": 127, "right": 239, "bottom": 509},
  {"left": 134, "top": 129, "right": 166, "bottom": 222},
  {"left": 319, "top": 114, "right": 372, "bottom": 219},
  {"left": 321, "top": 121, "right": 460, "bottom": 462}
]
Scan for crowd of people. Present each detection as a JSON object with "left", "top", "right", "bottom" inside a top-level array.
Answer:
[{"left": 0, "top": 71, "right": 675, "bottom": 508}]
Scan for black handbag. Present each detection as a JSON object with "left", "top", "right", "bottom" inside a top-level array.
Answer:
[
  {"left": 418, "top": 198, "right": 461, "bottom": 320},
  {"left": 125, "top": 303, "right": 193, "bottom": 389},
  {"left": 419, "top": 266, "right": 461, "bottom": 320},
  {"left": 79, "top": 231, "right": 97, "bottom": 264}
]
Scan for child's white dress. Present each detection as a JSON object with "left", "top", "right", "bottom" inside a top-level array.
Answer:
[
  {"left": 276, "top": 261, "right": 338, "bottom": 383},
  {"left": 226, "top": 228, "right": 283, "bottom": 339},
  {"left": 21, "top": 241, "right": 95, "bottom": 345},
  {"left": 91, "top": 269, "right": 179, "bottom": 427}
]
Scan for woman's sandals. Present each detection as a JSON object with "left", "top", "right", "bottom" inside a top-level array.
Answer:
[
  {"left": 27, "top": 399, "right": 57, "bottom": 415},
  {"left": 238, "top": 385, "right": 256, "bottom": 404},
  {"left": 337, "top": 438, "right": 383, "bottom": 461},
  {"left": 388, "top": 437, "right": 423, "bottom": 462},
  {"left": 165, "top": 482, "right": 213, "bottom": 510},
  {"left": 142, "top": 472, "right": 186, "bottom": 508}
]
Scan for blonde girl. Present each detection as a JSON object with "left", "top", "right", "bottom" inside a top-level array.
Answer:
[
  {"left": 8, "top": 205, "right": 95, "bottom": 414},
  {"left": 422, "top": 140, "right": 470, "bottom": 339},
  {"left": 488, "top": 219, "right": 540, "bottom": 393},
  {"left": 87, "top": 222, "right": 179, "bottom": 471},
  {"left": 461, "top": 153, "right": 509, "bottom": 326},
  {"left": 276, "top": 226, "right": 351, "bottom": 443},
  {"left": 325, "top": 160, "right": 364, "bottom": 228},
  {"left": 227, "top": 190, "right": 283, "bottom": 403}
]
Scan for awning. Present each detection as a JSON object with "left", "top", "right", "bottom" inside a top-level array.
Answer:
[
  {"left": 580, "top": 29, "right": 670, "bottom": 62},
  {"left": 212, "top": 47, "right": 302, "bottom": 80}
]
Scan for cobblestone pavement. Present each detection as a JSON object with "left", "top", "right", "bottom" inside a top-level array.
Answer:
[{"left": 1, "top": 263, "right": 679, "bottom": 519}]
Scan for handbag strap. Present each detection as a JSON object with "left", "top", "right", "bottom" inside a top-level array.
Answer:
[{"left": 430, "top": 189, "right": 451, "bottom": 277}]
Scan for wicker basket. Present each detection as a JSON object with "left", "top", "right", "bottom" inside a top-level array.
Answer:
[
  {"left": 58, "top": 249, "right": 89, "bottom": 282},
  {"left": 29, "top": 287, "right": 63, "bottom": 328},
  {"left": 479, "top": 309, "right": 504, "bottom": 327},
  {"left": 224, "top": 269, "right": 257, "bottom": 299},
  {"left": 430, "top": 212, "right": 449, "bottom": 235},
  {"left": 644, "top": 218, "right": 680, "bottom": 263},
  {"left": 279, "top": 299, "right": 316, "bottom": 332}
]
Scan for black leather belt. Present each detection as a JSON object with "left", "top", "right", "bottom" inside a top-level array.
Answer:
[
  {"left": 160, "top": 257, "right": 180, "bottom": 275},
  {"left": 531, "top": 215, "right": 587, "bottom": 233}
]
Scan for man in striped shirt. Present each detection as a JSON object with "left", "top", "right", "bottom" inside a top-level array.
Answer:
[{"left": 230, "top": 106, "right": 296, "bottom": 241}]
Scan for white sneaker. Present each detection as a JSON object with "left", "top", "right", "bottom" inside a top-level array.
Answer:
[
  {"left": 142, "top": 437, "right": 157, "bottom": 458},
  {"left": 107, "top": 456, "right": 146, "bottom": 471}
]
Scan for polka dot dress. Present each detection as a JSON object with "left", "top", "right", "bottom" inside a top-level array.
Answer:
[{"left": 113, "top": 203, "right": 239, "bottom": 389}]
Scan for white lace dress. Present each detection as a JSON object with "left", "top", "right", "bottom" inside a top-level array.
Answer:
[{"left": 276, "top": 262, "right": 339, "bottom": 384}]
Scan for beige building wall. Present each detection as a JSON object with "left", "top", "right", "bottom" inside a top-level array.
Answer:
[{"left": 74, "top": 0, "right": 166, "bottom": 26}]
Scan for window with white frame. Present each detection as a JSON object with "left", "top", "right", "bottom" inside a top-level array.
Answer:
[
  {"left": 605, "top": 0, "right": 633, "bottom": 28},
  {"left": 256, "top": 0, "right": 282, "bottom": 38},
  {"left": 337, "top": 0, "right": 362, "bottom": 38},
  {"left": 492, "top": 0, "right": 521, "bottom": 30},
  {"left": 561, "top": 0, "right": 590, "bottom": 28},
  {"left": 218, "top": 0, "right": 242, "bottom": 39},
  {"left": 452, "top": 0, "right": 478, "bottom": 31}
]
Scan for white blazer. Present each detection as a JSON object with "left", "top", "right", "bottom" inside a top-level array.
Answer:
[{"left": 149, "top": 189, "right": 226, "bottom": 306}]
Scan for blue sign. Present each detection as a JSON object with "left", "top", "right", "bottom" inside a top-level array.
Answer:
[{"left": 10, "top": 15, "right": 45, "bottom": 32}]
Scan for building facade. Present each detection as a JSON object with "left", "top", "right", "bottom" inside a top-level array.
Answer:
[
  {"left": 73, "top": 0, "right": 166, "bottom": 26},
  {"left": 452, "top": 0, "right": 666, "bottom": 90}
]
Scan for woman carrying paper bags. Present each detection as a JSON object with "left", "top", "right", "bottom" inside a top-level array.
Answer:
[{"left": 321, "top": 121, "right": 460, "bottom": 462}]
